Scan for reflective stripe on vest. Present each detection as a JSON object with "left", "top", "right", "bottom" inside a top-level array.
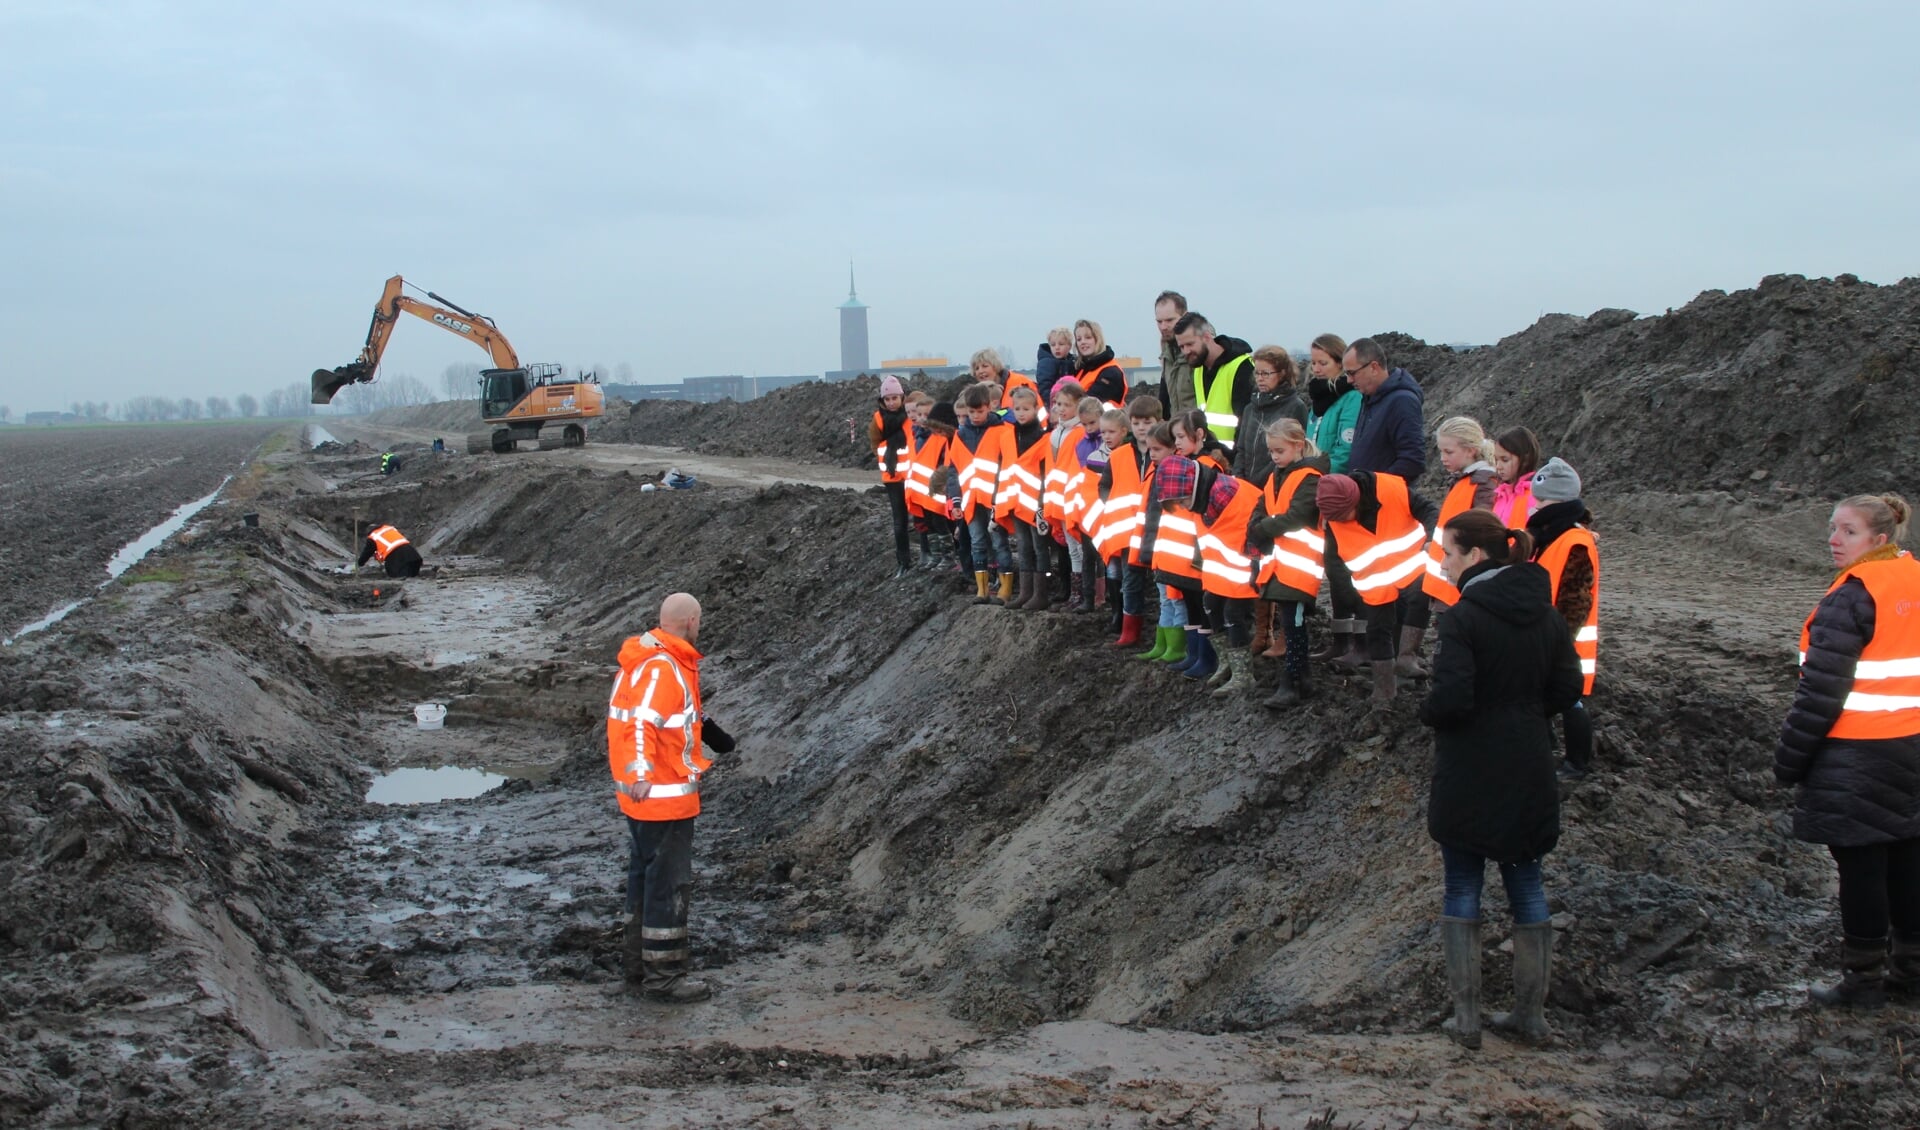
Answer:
[
  {"left": 1535, "top": 526, "right": 1600, "bottom": 694},
  {"left": 1327, "top": 474, "right": 1428, "bottom": 605},
  {"left": 1092, "top": 450, "right": 1146, "bottom": 559},
  {"left": 1421, "top": 475, "right": 1483, "bottom": 607},
  {"left": 1799, "top": 552, "right": 1920, "bottom": 740},
  {"left": 369, "top": 525, "right": 409, "bottom": 561},
  {"left": 872, "top": 411, "right": 913, "bottom": 482},
  {"left": 1197, "top": 484, "right": 1261, "bottom": 598},
  {"left": 1151, "top": 513, "right": 1203, "bottom": 579},
  {"left": 905, "top": 434, "right": 950, "bottom": 513},
  {"left": 1258, "top": 466, "right": 1326, "bottom": 593},
  {"left": 1193, "top": 354, "right": 1250, "bottom": 451}
]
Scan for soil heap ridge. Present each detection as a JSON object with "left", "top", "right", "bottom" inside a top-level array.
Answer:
[{"left": 593, "top": 273, "right": 1918, "bottom": 503}]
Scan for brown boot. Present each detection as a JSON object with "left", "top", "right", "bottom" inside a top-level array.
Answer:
[
  {"left": 641, "top": 960, "right": 712, "bottom": 1004},
  {"left": 1395, "top": 624, "right": 1430, "bottom": 678},
  {"left": 1311, "top": 617, "right": 1353, "bottom": 661},
  {"left": 1022, "top": 571, "right": 1053, "bottom": 612},
  {"left": 1260, "top": 603, "right": 1288, "bottom": 658},
  {"left": 1249, "top": 602, "right": 1273, "bottom": 655},
  {"left": 1369, "top": 659, "right": 1398, "bottom": 706}
]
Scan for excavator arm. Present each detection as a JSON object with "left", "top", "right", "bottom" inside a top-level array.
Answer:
[{"left": 311, "top": 275, "right": 522, "bottom": 404}]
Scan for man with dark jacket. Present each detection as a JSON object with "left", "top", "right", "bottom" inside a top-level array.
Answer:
[
  {"left": 1342, "top": 337, "right": 1432, "bottom": 673},
  {"left": 1155, "top": 291, "right": 1195, "bottom": 417},
  {"left": 1344, "top": 337, "right": 1426, "bottom": 480},
  {"left": 1172, "top": 312, "right": 1255, "bottom": 450}
]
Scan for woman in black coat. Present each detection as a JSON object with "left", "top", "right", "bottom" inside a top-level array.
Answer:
[
  {"left": 1775, "top": 492, "right": 1920, "bottom": 1009},
  {"left": 1422, "top": 509, "right": 1583, "bottom": 1050}
]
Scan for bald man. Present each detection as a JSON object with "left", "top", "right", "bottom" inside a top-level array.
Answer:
[{"left": 606, "top": 592, "right": 736, "bottom": 1003}]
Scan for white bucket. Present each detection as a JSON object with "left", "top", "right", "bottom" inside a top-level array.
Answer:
[{"left": 414, "top": 703, "right": 447, "bottom": 730}]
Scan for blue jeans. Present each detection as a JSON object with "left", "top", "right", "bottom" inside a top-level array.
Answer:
[
  {"left": 1441, "top": 844, "right": 1549, "bottom": 923},
  {"left": 967, "top": 508, "right": 1012, "bottom": 571},
  {"left": 1121, "top": 559, "right": 1150, "bottom": 616},
  {"left": 1158, "top": 588, "right": 1188, "bottom": 629}
]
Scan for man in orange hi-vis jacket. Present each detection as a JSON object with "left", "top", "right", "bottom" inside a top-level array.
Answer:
[{"left": 606, "top": 592, "right": 736, "bottom": 1003}]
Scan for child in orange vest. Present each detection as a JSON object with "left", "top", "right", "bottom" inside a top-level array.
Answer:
[
  {"left": 1086, "top": 406, "right": 1125, "bottom": 631},
  {"left": 1143, "top": 422, "right": 1204, "bottom": 672},
  {"left": 1251, "top": 419, "right": 1329, "bottom": 710},
  {"left": 1171, "top": 409, "right": 1233, "bottom": 474},
  {"left": 1001, "top": 385, "right": 1051, "bottom": 610},
  {"left": 867, "top": 375, "right": 914, "bottom": 578},
  {"left": 1102, "top": 395, "right": 1164, "bottom": 647},
  {"left": 1045, "top": 380, "right": 1089, "bottom": 609},
  {"left": 1525, "top": 457, "right": 1597, "bottom": 779}
]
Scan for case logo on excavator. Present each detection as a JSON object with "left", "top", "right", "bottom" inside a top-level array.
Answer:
[{"left": 432, "top": 313, "right": 474, "bottom": 336}]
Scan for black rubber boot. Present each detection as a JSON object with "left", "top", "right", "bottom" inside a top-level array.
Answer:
[
  {"left": 1441, "top": 917, "right": 1482, "bottom": 1050},
  {"left": 1488, "top": 921, "right": 1554, "bottom": 1046},
  {"left": 1810, "top": 935, "right": 1888, "bottom": 1009},
  {"left": 1887, "top": 930, "right": 1920, "bottom": 997}
]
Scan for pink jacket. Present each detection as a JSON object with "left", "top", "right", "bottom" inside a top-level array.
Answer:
[{"left": 1492, "top": 472, "right": 1535, "bottom": 527}]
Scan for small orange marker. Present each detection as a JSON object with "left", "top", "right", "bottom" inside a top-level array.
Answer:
[{"left": 373, "top": 588, "right": 382, "bottom": 597}]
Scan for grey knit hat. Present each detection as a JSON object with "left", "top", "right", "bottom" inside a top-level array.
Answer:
[{"left": 1531, "top": 457, "right": 1581, "bottom": 503}]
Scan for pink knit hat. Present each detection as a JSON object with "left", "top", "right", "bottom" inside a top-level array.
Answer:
[
  {"left": 1315, "top": 474, "right": 1361, "bottom": 521},
  {"left": 879, "top": 375, "right": 904, "bottom": 397}
]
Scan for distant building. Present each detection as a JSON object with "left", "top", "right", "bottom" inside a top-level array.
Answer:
[
  {"left": 606, "top": 375, "right": 822, "bottom": 404},
  {"left": 839, "top": 264, "right": 869, "bottom": 375},
  {"left": 23, "top": 411, "right": 78, "bottom": 425}
]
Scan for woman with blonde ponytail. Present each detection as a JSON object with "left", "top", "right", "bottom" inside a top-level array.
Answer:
[{"left": 1776, "top": 492, "right": 1920, "bottom": 1010}]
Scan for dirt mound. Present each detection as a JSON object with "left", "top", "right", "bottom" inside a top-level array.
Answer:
[
  {"left": 1382, "top": 272, "right": 1920, "bottom": 500},
  {"left": 600, "top": 373, "right": 971, "bottom": 468}
]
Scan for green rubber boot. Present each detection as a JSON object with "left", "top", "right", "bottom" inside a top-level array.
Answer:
[{"left": 1136, "top": 626, "right": 1172, "bottom": 661}]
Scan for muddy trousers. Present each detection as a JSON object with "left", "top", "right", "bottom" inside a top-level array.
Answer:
[
  {"left": 1831, "top": 839, "right": 1920, "bottom": 940},
  {"left": 1012, "top": 519, "right": 1043, "bottom": 571},
  {"left": 624, "top": 816, "right": 696, "bottom": 978},
  {"left": 1121, "top": 560, "right": 1151, "bottom": 616},
  {"left": 967, "top": 509, "right": 1013, "bottom": 572},
  {"left": 882, "top": 481, "right": 912, "bottom": 568},
  {"left": 384, "top": 545, "right": 424, "bottom": 578},
  {"left": 1361, "top": 585, "right": 1430, "bottom": 660},
  {"left": 1276, "top": 600, "right": 1312, "bottom": 686},
  {"left": 1441, "top": 845, "right": 1549, "bottom": 924},
  {"left": 1203, "top": 594, "right": 1254, "bottom": 648}
]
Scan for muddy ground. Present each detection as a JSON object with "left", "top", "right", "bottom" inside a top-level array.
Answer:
[
  {"left": 0, "top": 422, "right": 283, "bottom": 641},
  {"left": 3, "top": 274, "right": 1920, "bottom": 1128}
]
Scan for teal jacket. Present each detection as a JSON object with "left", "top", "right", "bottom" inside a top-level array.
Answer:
[{"left": 1310, "top": 389, "right": 1363, "bottom": 474}]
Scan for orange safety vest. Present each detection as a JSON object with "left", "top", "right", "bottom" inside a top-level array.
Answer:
[
  {"left": 1536, "top": 526, "right": 1600, "bottom": 696},
  {"left": 1258, "top": 465, "right": 1326, "bottom": 594},
  {"left": 1043, "top": 424, "right": 1087, "bottom": 527},
  {"left": 1326, "top": 474, "right": 1429, "bottom": 606},
  {"left": 872, "top": 410, "right": 914, "bottom": 483},
  {"left": 1198, "top": 481, "right": 1261, "bottom": 598},
  {"left": 368, "top": 524, "right": 410, "bottom": 561},
  {"left": 1798, "top": 552, "right": 1920, "bottom": 741},
  {"left": 606, "top": 628, "right": 711, "bottom": 821},
  {"left": 951, "top": 421, "right": 1010, "bottom": 522},
  {"left": 996, "top": 430, "right": 1048, "bottom": 525},
  {"left": 904, "top": 432, "right": 951, "bottom": 517},
  {"left": 1090, "top": 445, "right": 1147, "bottom": 560},
  {"left": 1001, "top": 372, "right": 1048, "bottom": 425},
  {"left": 1150, "top": 502, "right": 1204, "bottom": 581},
  {"left": 1422, "top": 475, "right": 1485, "bottom": 607},
  {"left": 1079, "top": 360, "right": 1130, "bottom": 408}
]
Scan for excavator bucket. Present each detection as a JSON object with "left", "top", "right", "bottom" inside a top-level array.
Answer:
[{"left": 311, "top": 364, "right": 365, "bottom": 405}]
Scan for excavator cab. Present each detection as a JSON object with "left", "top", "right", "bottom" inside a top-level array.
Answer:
[{"left": 478, "top": 368, "right": 531, "bottom": 419}]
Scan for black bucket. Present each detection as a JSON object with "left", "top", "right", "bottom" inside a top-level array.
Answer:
[{"left": 242, "top": 513, "right": 259, "bottom": 528}]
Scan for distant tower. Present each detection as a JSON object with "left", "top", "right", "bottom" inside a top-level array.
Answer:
[{"left": 838, "top": 263, "right": 869, "bottom": 374}]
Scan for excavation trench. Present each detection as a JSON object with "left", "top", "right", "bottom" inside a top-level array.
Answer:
[{"left": 7, "top": 380, "right": 1919, "bottom": 1125}]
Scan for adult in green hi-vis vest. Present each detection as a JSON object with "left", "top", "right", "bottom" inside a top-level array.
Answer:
[{"left": 1172, "top": 311, "right": 1255, "bottom": 451}]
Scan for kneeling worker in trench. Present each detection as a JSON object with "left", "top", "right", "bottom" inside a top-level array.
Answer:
[
  {"left": 607, "top": 592, "right": 736, "bottom": 1003},
  {"left": 356, "top": 521, "right": 424, "bottom": 578}
]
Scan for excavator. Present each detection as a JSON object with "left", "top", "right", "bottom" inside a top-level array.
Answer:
[{"left": 311, "top": 275, "right": 605, "bottom": 454}]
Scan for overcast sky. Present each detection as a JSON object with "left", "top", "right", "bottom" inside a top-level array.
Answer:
[{"left": 3, "top": 1, "right": 1916, "bottom": 412}]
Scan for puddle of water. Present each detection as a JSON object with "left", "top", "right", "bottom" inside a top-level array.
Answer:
[
  {"left": 307, "top": 424, "right": 340, "bottom": 448},
  {"left": 366, "top": 766, "right": 507, "bottom": 806},
  {"left": 498, "top": 869, "right": 546, "bottom": 889},
  {"left": 4, "top": 477, "right": 232, "bottom": 647}
]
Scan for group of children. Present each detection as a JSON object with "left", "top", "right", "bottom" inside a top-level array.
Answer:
[{"left": 866, "top": 342, "right": 1598, "bottom": 774}]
